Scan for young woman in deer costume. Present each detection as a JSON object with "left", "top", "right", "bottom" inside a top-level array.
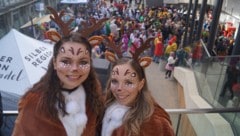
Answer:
[
  {"left": 12, "top": 7, "right": 108, "bottom": 136},
  {"left": 101, "top": 38, "right": 174, "bottom": 136},
  {"left": 12, "top": 32, "right": 104, "bottom": 136}
]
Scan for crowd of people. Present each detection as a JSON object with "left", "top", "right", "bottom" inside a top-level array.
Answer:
[{"left": 42, "top": 0, "right": 194, "bottom": 67}]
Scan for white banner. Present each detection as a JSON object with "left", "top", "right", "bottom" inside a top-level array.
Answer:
[{"left": 0, "top": 29, "right": 53, "bottom": 95}]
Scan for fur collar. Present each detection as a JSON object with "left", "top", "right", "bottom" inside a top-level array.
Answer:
[
  {"left": 102, "top": 102, "right": 130, "bottom": 136},
  {"left": 58, "top": 85, "right": 87, "bottom": 136}
]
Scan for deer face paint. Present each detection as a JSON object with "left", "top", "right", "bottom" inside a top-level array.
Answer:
[
  {"left": 53, "top": 41, "right": 91, "bottom": 89},
  {"left": 110, "top": 63, "right": 145, "bottom": 106}
]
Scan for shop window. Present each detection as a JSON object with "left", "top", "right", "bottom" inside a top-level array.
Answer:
[
  {"left": 0, "top": 16, "right": 7, "bottom": 38},
  {"left": 0, "top": 0, "right": 3, "bottom": 7},
  {"left": 12, "top": 11, "right": 20, "bottom": 28}
]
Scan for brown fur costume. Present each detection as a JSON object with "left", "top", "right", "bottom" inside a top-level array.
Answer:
[
  {"left": 12, "top": 90, "right": 101, "bottom": 136},
  {"left": 112, "top": 103, "right": 175, "bottom": 136}
]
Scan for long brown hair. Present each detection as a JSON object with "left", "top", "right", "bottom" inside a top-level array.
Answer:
[
  {"left": 25, "top": 32, "right": 103, "bottom": 120},
  {"left": 105, "top": 57, "right": 154, "bottom": 135}
]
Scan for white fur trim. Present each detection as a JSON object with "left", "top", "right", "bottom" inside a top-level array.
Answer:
[
  {"left": 102, "top": 102, "right": 130, "bottom": 136},
  {"left": 58, "top": 85, "right": 87, "bottom": 136}
]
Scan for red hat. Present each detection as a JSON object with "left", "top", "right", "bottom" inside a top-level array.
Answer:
[{"left": 168, "top": 40, "right": 173, "bottom": 45}]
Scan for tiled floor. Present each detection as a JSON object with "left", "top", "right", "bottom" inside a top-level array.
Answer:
[{"left": 145, "top": 62, "right": 179, "bottom": 109}]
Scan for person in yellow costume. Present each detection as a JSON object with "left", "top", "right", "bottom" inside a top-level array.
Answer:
[
  {"left": 148, "top": 8, "right": 154, "bottom": 18},
  {"left": 165, "top": 35, "right": 178, "bottom": 56}
]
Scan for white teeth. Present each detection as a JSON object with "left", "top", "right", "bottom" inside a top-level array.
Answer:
[
  {"left": 118, "top": 95, "right": 127, "bottom": 99},
  {"left": 68, "top": 75, "right": 80, "bottom": 79}
]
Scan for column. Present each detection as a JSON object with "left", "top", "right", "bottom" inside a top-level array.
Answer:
[
  {"left": 182, "top": 0, "right": 193, "bottom": 47},
  {"left": 196, "top": 0, "right": 207, "bottom": 41},
  {"left": 189, "top": 0, "right": 198, "bottom": 45},
  {"left": 206, "top": 0, "right": 224, "bottom": 52},
  {"left": 232, "top": 23, "right": 240, "bottom": 55}
]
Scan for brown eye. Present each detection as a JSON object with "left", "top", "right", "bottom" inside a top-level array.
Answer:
[
  {"left": 79, "top": 61, "right": 88, "bottom": 65},
  {"left": 125, "top": 81, "right": 133, "bottom": 86},
  {"left": 111, "top": 79, "right": 118, "bottom": 85},
  {"left": 61, "top": 60, "right": 71, "bottom": 65}
]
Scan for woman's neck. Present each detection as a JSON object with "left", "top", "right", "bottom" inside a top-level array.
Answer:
[{"left": 61, "top": 86, "right": 78, "bottom": 93}]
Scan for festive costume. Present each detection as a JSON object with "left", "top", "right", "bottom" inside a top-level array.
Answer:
[
  {"left": 165, "top": 55, "right": 176, "bottom": 71},
  {"left": 12, "top": 85, "right": 102, "bottom": 136},
  {"left": 102, "top": 102, "right": 174, "bottom": 136},
  {"left": 153, "top": 36, "right": 164, "bottom": 63}
]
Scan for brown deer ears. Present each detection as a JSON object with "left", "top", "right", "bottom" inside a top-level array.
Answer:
[
  {"left": 88, "top": 36, "right": 104, "bottom": 46},
  {"left": 139, "top": 57, "right": 152, "bottom": 68},
  {"left": 45, "top": 30, "right": 61, "bottom": 42},
  {"left": 105, "top": 50, "right": 117, "bottom": 63}
]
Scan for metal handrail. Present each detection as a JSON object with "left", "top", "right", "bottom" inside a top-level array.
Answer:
[
  {"left": 3, "top": 107, "right": 240, "bottom": 115},
  {"left": 200, "top": 39, "right": 211, "bottom": 58},
  {"left": 166, "top": 107, "right": 240, "bottom": 114}
]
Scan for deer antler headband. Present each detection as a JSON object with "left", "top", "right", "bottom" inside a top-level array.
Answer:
[
  {"left": 90, "top": 34, "right": 154, "bottom": 68},
  {"left": 45, "top": 6, "right": 108, "bottom": 45}
]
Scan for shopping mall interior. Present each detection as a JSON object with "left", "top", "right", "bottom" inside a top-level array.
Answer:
[{"left": 0, "top": 0, "right": 240, "bottom": 135}]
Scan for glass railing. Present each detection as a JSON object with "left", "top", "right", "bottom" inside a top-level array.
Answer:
[
  {"left": 176, "top": 39, "right": 240, "bottom": 136},
  {"left": 167, "top": 108, "right": 240, "bottom": 136}
]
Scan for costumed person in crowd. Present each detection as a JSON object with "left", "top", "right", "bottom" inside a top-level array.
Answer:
[
  {"left": 165, "top": 52, "right": 177, "bottom": 79},
  {"left": 153, "top": 33, "right": 164, "bottom": 63},
  {"left": 185, "top": 52, "right": 193, "bottom": 69},
  {"left": 12, "top": 32, "right": 104, "bottom": 136},
  {"left": 192, "top": 41, "right": 202, "bottom": 66},
  {"left": 121, "top": 33, "right": 129, "bottom": 53},
  {"left": 175, "top": 47, "right": 188, "bottom": 66},
  {"left": 101, "top": 38, "right": 174, "bottom": 136},
  {"left": 164, "top": 35, "right": 178, "bottom": 57},
  {"left": 220, "top": 65, "right": 238, "bottom": 99}
]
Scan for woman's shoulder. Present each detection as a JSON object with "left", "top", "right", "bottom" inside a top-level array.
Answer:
[
  {"left": 141, "top": 103, "right": 175, "bottom": 136},
  {"left": 18, "top": 90, "right": 41, "bottom": 111},
  {"left": 151, "top": 104, "right": 172, "bottom": 125}
]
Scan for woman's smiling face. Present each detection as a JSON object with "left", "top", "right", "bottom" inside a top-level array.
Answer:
[
  {"left": 110, "top": 63, "right": 145, "bottom": 106},
  {"left": 53, "top": 41, "right": 91, "bottom": 89}
]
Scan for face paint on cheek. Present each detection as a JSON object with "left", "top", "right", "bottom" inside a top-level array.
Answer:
[
  {"left": 110, "top": 83, "right": 117, "bottom": 90},
  {"left": 58, "top": 62, "right": 70, "bottom": 69},
  {"left": 79, "top": 64, "right": 90, "bottom": 71}
]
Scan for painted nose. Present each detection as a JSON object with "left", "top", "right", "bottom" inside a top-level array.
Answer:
[
  {"left": 70, "top": 64, "right": 79, "bottom": 71},
  {"left": 116, "top": 83, "right": 123, "bottom": 92}
]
